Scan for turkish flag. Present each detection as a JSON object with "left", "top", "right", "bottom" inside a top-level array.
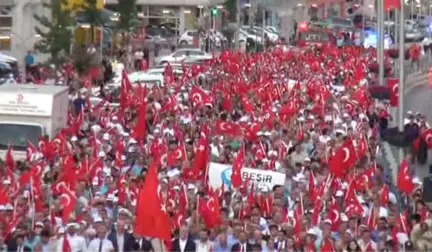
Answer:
[
  {"left": 5, "top": 142, "right": 15, "bottom": 170},
  {"left": 134, "top": 162, "right": 172, "bottom": 241},
  {"left": 189, "top": 136, "right": 209, "bottom": 179},
  {"left": 215, "top": 120, "right": 241, "bottom": 135},
  {"left": 26, "top": 141, "right": 36, "bottom": 161},
  {"left": 397, "top": 159, "right": 415, "bottom": 194},
  {"left": 328, "top": 137, "right": 358, "bottom": 177},
  {"left": 231, "top": 143, "right": 245, "bottom": 188},
  {"left": 380, "top": 184, "right": 390, "bottom": 206},
  {"left": 419, "top": 127, "right": 432, "bottom": 148},
  {"left": 387, "top": 78, "right": 399, "bottom": 107},
  {"left": 167, "top": 142, "right": 187, "bottom": 166},
  {"left": 384, "top": 0, "right": 401, "bottom": 12},
  {"left": 132, "top": 100, "right": 147, "bottom": 141},
  {"left": 190, "top": 85, "right": 213, "bottom": 107},
  {"left": 59, "top": 186, "right": 77, "bottom": 222}
]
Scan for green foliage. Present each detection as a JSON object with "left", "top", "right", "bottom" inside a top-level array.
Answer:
[
  {"left": 33, "top": 0, "right": 75, "bottom": 64},
  {"left": 115, "top": 0, "right": 141, "bottom": 32},
  {"left": 78, "top": 0, "right": 105, "bottom": 28},
  {"left": 224, "top": 0, "right": 237, "bottom": 22}
]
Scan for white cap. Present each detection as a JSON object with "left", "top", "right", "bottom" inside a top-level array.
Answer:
[
  {"left": 98, "top": 151, "right": 106, "bottom": 158},
  {"left": 335, "top": 190, "right": 344, "bottom": 197},
  {"left": 307, "top": 228, "right": 317, "bottom": 236},
  {"left": 93, "top": 217, "right": 103, "bottom": 223},
  {"left": 121, "top": 155, "right": 126, "bottom": 161},
  {"left": 35, "top": 221, "right": 44, "bottom": 227},
  {"left": 118, "top": 208, "right": 132, "bottom": 216},
  {"left": 343, "top": 113, "right": 350, "bottom": 117},
  {"left": 92, "top": 177, "right": 99, "bottom": 186},
  {"left": 112, "top": 115, "right": 118, "bottom": 120},
  {"left": 57, "top": 227, "right": 65, "bottom": 234},
  {"left": 308, "top": 115, "right": 315, "bottom": 120},
  {"left": 413, "top": 177, "right": 422, "bottom": 185},
  {"left": 122, "top": 132, "right": 130, "bottom": 137},
  {"left": 71, "top": 136, "right": 78, "bottom": 142},
  {"left": 102, "top": 133, "right": 110, "bottom": 140},
  {"left": 407, "top": 111, "right": 413, "bottom": 114},
  {"left": 0, "top": 205, "right": 5, "bottom": 211},
  {"left": 323, "top": 219, "right": 332, "bottom": 225},
  {"left": 304, "top": 157, "right": 311, "bottom": 162},
  {"left": 187, "top": 184, "right": 196, "bottom": 190},
  {"left": 128, "top": 138, "right": 137, "bottom": 144},
  {"left": 106, "top": 194, "right": 117, "bottom": 202},
  {"left": 340, "top": 213, "right": 349, "bottom": 222}
]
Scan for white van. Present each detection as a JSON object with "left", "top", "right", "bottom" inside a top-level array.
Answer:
[{"left": 0, "top": 84, "right": 69, "bottom": 159}]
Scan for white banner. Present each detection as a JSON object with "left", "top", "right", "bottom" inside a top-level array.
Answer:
[{"left": 208, "top": 162, "right": 286, "bottom": 190}]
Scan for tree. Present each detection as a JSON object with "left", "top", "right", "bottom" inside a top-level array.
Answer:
[
  {"left": 77, "top": 0, "right": 105, "bottom": 43},
  {"left": 115, "top": 0, "right": 140, "bottom": 33},
  {"left": 224, "top": 0, "right": 237, "bottom": 22},
  {"left": 34, "top": 0, "right": 75, "bottom": 67}
]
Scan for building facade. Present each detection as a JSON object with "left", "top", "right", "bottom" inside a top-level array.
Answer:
[
  {"left": 1, "top": 0, "right": 48, "bottom": 65},
  {"left": 105, "top": 0, "right": 225, "bottom": 35}
]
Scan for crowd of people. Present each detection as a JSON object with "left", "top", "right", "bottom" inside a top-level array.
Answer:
[{"left": 0, "top": 44, "right": 431, "bottom": 252}]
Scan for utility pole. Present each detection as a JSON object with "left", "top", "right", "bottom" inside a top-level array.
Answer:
[
  {"left": 235, "top": 0, "right": 241, "bottom": 49},
  {"left": 398, "top": 0, "right": 405, "bottom": 163},
  {"left": 378, "top": 0, "right": 385, "bottom": 86}
]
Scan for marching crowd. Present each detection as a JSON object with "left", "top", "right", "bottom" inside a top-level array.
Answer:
[{"left": 0, "top": 44, "right": 431, "bottom": 252}]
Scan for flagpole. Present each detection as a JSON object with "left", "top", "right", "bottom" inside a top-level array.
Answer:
[
  {"left": 398, "top": 0, "right": 405, "bottom": 166},
  {"left": 378, "top": 0, "right": 385, "bottom": 86}
]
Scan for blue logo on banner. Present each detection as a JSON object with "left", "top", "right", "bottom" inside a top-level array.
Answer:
[{"left": 221, "top": 167, "right": 233, "bottom": 186}]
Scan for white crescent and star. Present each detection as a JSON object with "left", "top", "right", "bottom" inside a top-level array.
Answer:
[
  {"left": 55, "top": 182, "right": 66, "bottom": 192},
  {"left": 160, "top": 154, "right": 167, "bottom": 166},
  {"left": 60, "top": 194, "right": 71, "bottom": 206},
  {"left": 192, "top": 93, "right": 202, "bottom": 103},
  {"left": 207, "top": 197, "right": 215, "bottom": 211},
  {"left": 177, "top": 214, "right": 184, "bottom": 227},
  {"left": 174, "top": 149, "right": 182, "bottom": 159},
  {"left": 332, "top": 209, "right": 340, "bottom": 223},
  {"left": 342, "top": 147, "right": 350, "bottom": 163},
  {"left": 34, "top": 165, "right": 42, "bottom": 176},
  {"left": 393, "top": 84, "right": 399, "bottom": 98}
]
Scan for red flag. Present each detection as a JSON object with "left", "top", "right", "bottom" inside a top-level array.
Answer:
[
  {"left": 231, "top": 143, "right": 245, "bottom": 188},
  {"left": 5, "top": 143, "right": 15, "bottom": 169},
  {"left": 328, "top": 137, "right": 357, "bottom": 177},
  {"left": 132, "top": 100, "right": 147, "bottom": 141},
  {"left": 380, "top": 184, "right": 390, "bottom": 206},
  {"left": 135, "top": 162, "right": 171, "bottom": 241},
  {"left": 59, "top": 186, "right": 77, "bottom": 222},
  {"left": 26, "top": 141, "right": 36, "bottom": 161},
  {"left": 397, "top": 159, "right": 415, "bottom": 194},
  {"left": 62, "top": 232, "right": 72, "bottom": 252},
  {"left": 384, "top": 0, "right": 401, "bottom": 11},
  {"left": 387, "top": 78, "right": 399, "bottom": 107}
]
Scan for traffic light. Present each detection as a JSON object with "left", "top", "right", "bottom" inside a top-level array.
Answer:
[{"left": 211, "top": 8, "right": 218, "bottom": 16}]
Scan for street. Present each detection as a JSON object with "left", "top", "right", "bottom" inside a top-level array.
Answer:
[{"left": 404, "top": 81, "right": 432, "bottom": 180}]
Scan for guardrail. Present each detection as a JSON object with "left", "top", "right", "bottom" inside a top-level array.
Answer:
[{"left": 404, "top": 54, "right": 432, "bottom": 78}]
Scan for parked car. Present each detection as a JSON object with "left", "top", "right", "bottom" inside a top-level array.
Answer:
[
  {"left": 178, "top": 30, "right": 201, "bottom": 45},
  {"left": 154, "top": 48, "right": 212, "bottom": 65}
]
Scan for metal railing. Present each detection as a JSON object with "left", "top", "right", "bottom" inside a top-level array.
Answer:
[{"left": 403, "top": 53, "right": 432, "bottom": 78}]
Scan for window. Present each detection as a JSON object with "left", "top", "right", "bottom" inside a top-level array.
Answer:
[
  {"left": 173, "top": 51, "right": 186, "bottom": 57},
  {"left": 0, "top": 16, "right": 11, "bottom": 28},
  {"left": 0, "top": 37, "right": 11, "bottom": 51},
  {"left": 187, "top": 31, "right": 198, "bottom": 37}
]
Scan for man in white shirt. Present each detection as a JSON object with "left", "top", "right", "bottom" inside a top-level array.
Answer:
[
  {"left": 195, "top": 228, "right": 213, "bottom": 252},
  {"left": 56, "top": 223, "right": 87, "bottom": 252},
  {"left": 87, "top": 225, "right": 114, "bottom": 252}
]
